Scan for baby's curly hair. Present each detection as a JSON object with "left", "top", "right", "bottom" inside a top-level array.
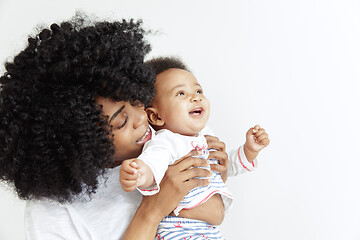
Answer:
[
  {"left": 0, "top": 15, "right": 155, "bottom": 202},
  {"left": 145, "top": 56, "right": 190, "bottom": 75}
]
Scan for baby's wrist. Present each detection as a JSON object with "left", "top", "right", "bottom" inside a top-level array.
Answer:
[{"left": 244, "top": 143, "right": 259, "bottom": 162}]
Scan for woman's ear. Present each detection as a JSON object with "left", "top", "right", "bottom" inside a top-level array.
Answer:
[{"left": 146, "top": 107, "right": 165, "bottom": 127}]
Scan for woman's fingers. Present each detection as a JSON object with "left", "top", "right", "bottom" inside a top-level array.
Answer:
[
  {"left": 172, "top": 149, "right": 201, "bottom": 165},
  {"left": 208, "top": 150, "right": 228, "bottom": 167},
  {"left": 204, "top": 135, "right": 225, "bottom": 152},
  {"left": 207, "top": 144, "right": 229, "bottom": 182},
  {"left": 149, "top": 150, "right": 213, "bottom": 216},
  {"left": 161, "top": 167, "right": 207, "bottom": 198},
  {"left": 210, "top": 164, "right": 226, "bottom": 174},
  {"left": 185, "top": 178, "right": 211, "bottom": 191},
  {"left": 168, "top": 156, "right": 211, "bottom": 181},
  {"left": 180, "top": 167, "right": 212, "bottom": 181},
  {"left": 173, "top": 155, "right": 210, "bottom": 172},
  {"left": 168, "top": 151, "right": 212, "bottom": 183},
  {"left": 210, "top": 159, "right": 228, "bottom": 182}
]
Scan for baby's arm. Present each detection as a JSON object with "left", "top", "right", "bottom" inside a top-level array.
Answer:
[
  {"left": 120, "top": 159, "right": 155, "bottom": 192},
  {"left": 243, "top": 125, "right": 270, "bottom": 162},
  {"left": 227, "top": 125, "right": 270, "bottom": 176}
]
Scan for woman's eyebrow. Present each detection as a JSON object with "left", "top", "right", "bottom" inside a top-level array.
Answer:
[{"left": 110, "top": 105, "right": 125, "bottom": 122}]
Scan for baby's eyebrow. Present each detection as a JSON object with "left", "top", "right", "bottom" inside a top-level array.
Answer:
[
  {"left": 110, "top": 105, "right": 125, "bottom": 122},
  {"left": 170, "top": 84, "right": 185, "bottom": 92}
]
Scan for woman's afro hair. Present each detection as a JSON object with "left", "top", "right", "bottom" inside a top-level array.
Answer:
[
  {"left": 0, "top": 14, "right": 155, "bottom": 202},
  {"left": 145, "top": 56, "right": 190, "bottom": 75}
]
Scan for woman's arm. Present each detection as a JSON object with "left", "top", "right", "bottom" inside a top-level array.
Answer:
[{"left": 122, "top": 150, "right": 211, "bottom": 240}]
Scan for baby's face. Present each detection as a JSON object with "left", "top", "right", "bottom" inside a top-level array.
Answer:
[{"left": 151, "top": 68, "right": 210, "bottom": 136}]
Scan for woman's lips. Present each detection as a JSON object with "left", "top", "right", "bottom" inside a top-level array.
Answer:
[{"left": 136, "top": 127, "right": 152, "bottom": 144}]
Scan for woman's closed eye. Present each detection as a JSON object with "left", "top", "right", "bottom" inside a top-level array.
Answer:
[
  {"left": 109, "top": 105, "right": 128, "bottom": 130},
  {"left": 115, "top": 113, "right": 128, "bottom": 130}
]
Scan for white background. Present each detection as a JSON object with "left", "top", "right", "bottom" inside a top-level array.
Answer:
[{"left": 1, "top": 0, "right": 360, "bottom": 239}]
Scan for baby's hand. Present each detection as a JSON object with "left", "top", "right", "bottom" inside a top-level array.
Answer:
[
  {"left": 244, "top": 125, "right": 270, "bottom": 153},
  {"left": 120, "top": 159, "right": 147, "bottom": 192}
]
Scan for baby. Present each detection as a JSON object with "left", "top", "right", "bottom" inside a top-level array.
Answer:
[{"left": 120, "top": 57, "right": 270, "bottom": 239}]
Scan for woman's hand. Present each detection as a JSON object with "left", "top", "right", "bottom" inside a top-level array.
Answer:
[
  {"left": 148, "top": 150, "right": 212, "bottom": 219},
  {"left": 205, "top": 135, "right": 229, "bottom": 182},
  {"left": 122, "top": 150, "right": 211, "bottom": 240},
  {"left": 172, "top": 135, "right": 228, "bottom": 226}
]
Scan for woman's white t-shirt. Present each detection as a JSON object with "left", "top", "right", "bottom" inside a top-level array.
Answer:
[
  {"left": 25, "top": 127, "right": 257, "bottom": 239},
  {"left": 25, "top": 165, "right": 142, "bottom": 240}
]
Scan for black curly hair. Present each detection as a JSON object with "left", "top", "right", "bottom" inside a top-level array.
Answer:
[
  {"left": 145, "top": 56, "right": 190, "bottom": 75},
  {"left": 0, "top": 15, "right": 155, "bottom": 202}
]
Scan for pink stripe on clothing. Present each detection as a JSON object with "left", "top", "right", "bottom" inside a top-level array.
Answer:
[
  {"left": 183, "top": 190, "right": 233, "bottom": 210},
  {"left": 238, "top": 147, "right": 251, "bottom": 171}
]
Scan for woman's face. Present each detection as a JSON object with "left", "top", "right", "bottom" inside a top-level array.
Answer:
[{"left": 96, "top": 97, "right": 152, "bottom": 166}]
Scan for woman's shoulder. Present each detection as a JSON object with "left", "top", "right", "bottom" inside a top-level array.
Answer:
[
  {"left": 25, "top": 169, "right": 143, "bottom": 239},
  {"left": 25, "top": 198, "right": 71, "bottom": 232}
]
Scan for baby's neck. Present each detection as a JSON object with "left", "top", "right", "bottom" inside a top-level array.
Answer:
[
  {"left": 154, "top": 126, "right": 201, "bottom": 137},
  {"left": 180, "top": 132, "right": 200, "bottom": 137},
  {"left": 168, "top": 129, "right": 200, "bottom": 137}
]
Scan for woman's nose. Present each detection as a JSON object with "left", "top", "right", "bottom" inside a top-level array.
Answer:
[{"left": 132, "top": 105, "right": 148, "bottom": 129}]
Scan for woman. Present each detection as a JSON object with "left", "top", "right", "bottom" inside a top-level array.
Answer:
[{"left": 0, "top": 15, "right": 229, "bottom": 239}]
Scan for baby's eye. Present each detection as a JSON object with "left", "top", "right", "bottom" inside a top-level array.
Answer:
[
  {"left": 176, "top": 91, "right": 185, "bottom": 96},
  {"left": 196, "top": 90, "right": 203, "bottom": 94}
]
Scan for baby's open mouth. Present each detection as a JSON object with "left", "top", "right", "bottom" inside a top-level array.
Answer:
[{"left": 189, "top": 107, "right": 204, "bottom": 115}]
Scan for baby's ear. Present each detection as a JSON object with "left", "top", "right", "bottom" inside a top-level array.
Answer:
[{"left": 146, "top": 107, "right": 165, "bottom": 127}]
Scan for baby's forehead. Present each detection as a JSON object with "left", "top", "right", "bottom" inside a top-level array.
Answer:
[{"left": 155, "top": 68, "right": 200, "bottom": 89}]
